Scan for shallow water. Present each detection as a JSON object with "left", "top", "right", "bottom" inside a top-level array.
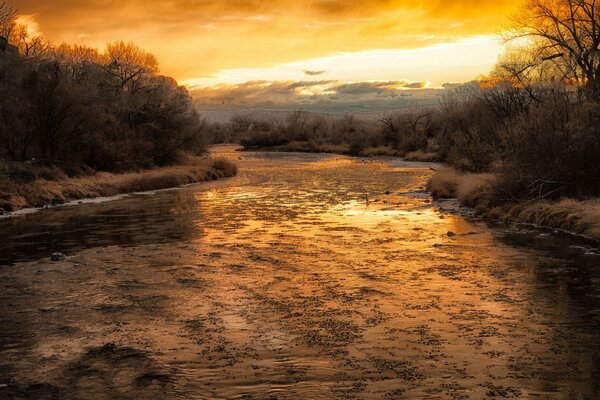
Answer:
[{"left": 0, "top": 146, "right": 599, "bottom": 399}]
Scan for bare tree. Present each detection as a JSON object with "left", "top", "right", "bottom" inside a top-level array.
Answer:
[
  {"left": 507, "top": 0, "right": 600, "bottom": 98},
  {"left": 54, "top": 43, "right": 103, "bottom": 65},
  {"left": 0, "top": 1, "right": 16, "bottom": 38},
  {"left": 407, "top": 110, "right": 432, "bottom": 136},
  {"left": 53, "top": 43, "right": 105, "bottom": 81},
  {"left": 105, "top": 41, "right": 158, "bottom": 93},
  {"left": 378, "top": 110, "right": 431, "bottom": 149},
  {"left": 285, "top": 110, "right": 311, "bottom": 140},
  {"left": 378, "top": 112, "right": 398, "bottom": 142},
  {"left": 13, "top": 24, "right": 50, "bottom": 58},
  {"left": 230, "top": 114, "right": 255, "bottom": 133},
  {"left": 477, "top": 79, "right": 536, "bottom": 118}
]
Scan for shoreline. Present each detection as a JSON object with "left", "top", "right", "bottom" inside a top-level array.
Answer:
[
  {"left": 0, "top": 157, "right": 237, "bottom": 218},
  {"left": 240, "top": 142, "right": 440, "bottom": 162},
  {"left": 429, "top": 167, "right": 600, "bottom": 243}
]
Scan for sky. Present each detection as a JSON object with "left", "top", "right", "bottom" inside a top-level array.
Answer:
[{"left": 10, "top": 0, "right": 522, "bottom": 110}]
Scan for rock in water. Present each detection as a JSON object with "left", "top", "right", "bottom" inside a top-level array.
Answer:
[{"left": 50, "top": 252, "right": 66, "bottom": 261}]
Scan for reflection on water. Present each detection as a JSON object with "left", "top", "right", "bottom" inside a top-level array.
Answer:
[
  {"left": 0, "top": 192, "right": 205, "bottom": 265},
  {"left": 0, "top": 146, "right": 599, "bottom": 399}
]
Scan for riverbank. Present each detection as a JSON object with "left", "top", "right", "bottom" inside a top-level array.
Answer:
[
  {"left": 241, "top": 141, "right": 440, "bottom": 161},
  {"left": 429, "top": 167, "right": 600, "bottom": 241},
  {"left": 0, "top": 157, "right": 237, "bottom": 214}
]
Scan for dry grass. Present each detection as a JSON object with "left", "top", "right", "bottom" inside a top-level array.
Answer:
[
  {"left": 361, "top": 146, "right": 400, "bottom": 157},
  {"left": 504, "top": 199, "right": 600, "bottom": 239},
  {"left": 428, "top": 167, "right": 463, "bottom": 199},
  {"left": 245, "top": 143, "right": 404, "bottom": 158},
  {"left": 454, "top": 173, "right": 494, "bottom": 209},
  {"left": 429, "top": 167, "right": 600, "bottom": 241},
  {"left": 319, "top": 144, "right": 351, "bottom": 154},
  {"left": 278, "top": 141, "right": 319, "bottom": 153},
  {"left": 404, "top": 150, "right": 440, "bottom": 162},
  {"left": 0, "top": 158, "right": 237, "bottom": 212},
  {"left": 429, "top": 167, "right": 493, "bottom": 205}
]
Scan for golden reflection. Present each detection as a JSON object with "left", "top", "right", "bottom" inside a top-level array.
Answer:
[
  {"left": 1, "top": 148, "right": 597, "bottom": 398},
  {"left": 180, "top": 150, "right": 591, "bottom": 398}
]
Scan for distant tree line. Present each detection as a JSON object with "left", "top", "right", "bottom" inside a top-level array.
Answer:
[
  {"left": 0, "top": 1, "right": 206, "bottom": 178},
  {"left": 225, "top": 80, "right": 600, "bottom": 202},
  {"left": 227, "top": 0, "right": 600, "bottom": 202}
]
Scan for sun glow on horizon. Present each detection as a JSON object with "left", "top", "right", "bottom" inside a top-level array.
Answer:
[
  {"left": 182, "top": 35, "right": 503, "bottom": 89},
  {"left": 10, "top": 0, "right": 520, "bottom": 94}
]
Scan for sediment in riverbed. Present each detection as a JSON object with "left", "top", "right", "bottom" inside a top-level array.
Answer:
[
  {"left": 0, "top": 158, "right": 237, "bottom": 213},
  {"left": 429, "top": 167, "right": 600, "bottom": 241}
]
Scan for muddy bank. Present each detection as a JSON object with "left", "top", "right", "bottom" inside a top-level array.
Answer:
[
  {"left": 0, "top": 149, "right": 599, "bottom": 399},
  {"left": 0, "top": 157, "right": 237, "bottom": 214},
  {"left": 429, "top": 167, "right": 600, "bottom": 242}
]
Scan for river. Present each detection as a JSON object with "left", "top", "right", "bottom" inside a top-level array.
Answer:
[{"left": 0, "top": 146, "right": 599, "bottom": 399}]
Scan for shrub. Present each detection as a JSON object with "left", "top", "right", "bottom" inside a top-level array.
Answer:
[
  {"left": 0, "top": 39, "right": 207, "bottom": 173},
  {"left": 495, "top": 93, "right": 600, "bottom": 200}
]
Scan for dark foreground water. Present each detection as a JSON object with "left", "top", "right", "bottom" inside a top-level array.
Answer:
[{"left": 0, "top": 146, "right": 599, "bottom": 399}]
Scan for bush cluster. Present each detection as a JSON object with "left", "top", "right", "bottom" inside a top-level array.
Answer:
[
  {"left": 217, "top": 80, "right": 600, "bottom": 201},
  {"left": 0, "top": 41, "right": 206, "bottom": 176}
]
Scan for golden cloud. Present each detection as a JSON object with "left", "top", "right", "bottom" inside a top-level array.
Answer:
[
  {"left": 190, "top": 79, "right": 437, "bottom": 111},
  {"left": 9, "top": 0, "right": 522, "bottom": 81}
]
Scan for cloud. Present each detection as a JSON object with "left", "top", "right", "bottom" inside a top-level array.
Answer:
[
  {"left": 442, "top": 82, "right": 464, "bottom": 89},
  {"left": 285, "top": 80, "right": 334, "bottom": 90},
  {"left": 15, "top": 14, "right": 42, "bottom": 37},
  {"left": 190, "top": 79, "right": 445, "bottom": 113},
  {"left": 189, "top": 80, "right": 334, "bottom": 106},
  {"left": 304, "top": 70, "right": 327, "bottom": 76},
  {"left": 332, "top": 81, "right": 408, "bottom": 95},
  {"left": 10, "top": 0, "right": 521, "bottom": 81},
  {"left": 402, "top": 82, "right": 428, "bottom": 89}
]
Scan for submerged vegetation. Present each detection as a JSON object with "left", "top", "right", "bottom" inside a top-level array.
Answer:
[{"left": 0, "top": 2, "right": 235, "bottom": 211}]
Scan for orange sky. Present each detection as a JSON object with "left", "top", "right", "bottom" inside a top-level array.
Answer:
[{"left": 10, "top": 0, "right": 522, "bottom": 87}]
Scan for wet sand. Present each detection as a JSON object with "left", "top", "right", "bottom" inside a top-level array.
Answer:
[{"left": 0, "top": 147, "right": 599, "bottom": 399}]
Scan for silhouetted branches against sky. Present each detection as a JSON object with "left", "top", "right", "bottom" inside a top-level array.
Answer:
[
  {"left": 504, "top": 0, "right": 600, "bottom": 98},
  {"left": 0, "top": 1, "right": 17, "bottom": 37}
]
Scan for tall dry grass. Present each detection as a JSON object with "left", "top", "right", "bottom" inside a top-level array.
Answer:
[
  {"left": 404, "top": 150, "right": 440, "bottom": 162},
  {"left": 429, "top": 167, "right": 600, "bottom": 241},
  {"left": 505, "top": 199, "right": 600, "bottom": 239},
  {"left": 0, "top": 158, "right": 237, "bottom": 212}
]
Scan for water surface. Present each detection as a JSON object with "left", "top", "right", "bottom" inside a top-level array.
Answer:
[{"left": 0, "top": 146, "right": 599, "bottom": 399}]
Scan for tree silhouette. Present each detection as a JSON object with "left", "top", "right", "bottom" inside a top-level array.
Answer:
[
  {"left": 105, "top": 41, "right": 159, "bottom": 93},
  {"left": 0, "top": 1, "right": 16, "bottom": 38},
  {"left": 508, "top": 0, "right": 600, "bottom": 98}
]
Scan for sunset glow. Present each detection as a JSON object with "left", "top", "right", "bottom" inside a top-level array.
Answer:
[
  {"left": 10, "top": 0, "right": 521, "bottom": 86},
  {"left": 3, "top": 0, "right": 600, "bottom": 397}
]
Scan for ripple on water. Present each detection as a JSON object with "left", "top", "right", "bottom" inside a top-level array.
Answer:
[{"left": 0, "top": 146, "right": 599, "bottom": 399}]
